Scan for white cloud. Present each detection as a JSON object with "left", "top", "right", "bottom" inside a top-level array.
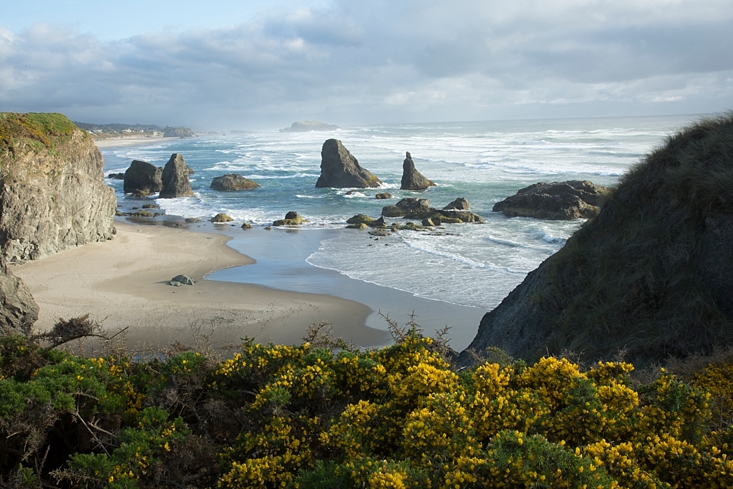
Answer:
[{"left": 1, "top": 0, "right": 732, "bottom": 128}]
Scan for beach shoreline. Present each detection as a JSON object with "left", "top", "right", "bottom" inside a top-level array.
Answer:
[
  {"left": 12, "top": 221, "right": 391, "bottom": 353},
  {"left": 94, "top": 136, "right": 173, "bottom": 149}
]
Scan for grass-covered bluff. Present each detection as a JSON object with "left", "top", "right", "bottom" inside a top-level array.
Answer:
[{"left": 1, "top": 319, "right": 732, "bottom": 488}]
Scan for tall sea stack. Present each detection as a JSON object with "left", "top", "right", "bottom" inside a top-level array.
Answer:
[
  {"left": 400, "top": 152, "right": 435, "bottom": 190},
  {"left": 315, "top": 139, "right": 382, "bottom": 188}
]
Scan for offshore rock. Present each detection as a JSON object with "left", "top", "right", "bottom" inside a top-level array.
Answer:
[
  {"left": 315, "top": 139, "right": 382, "bottom": 188},
  {"left": 0, "top": 257, "right": 39, "bottom": 335},
  {"left": 211, "top": 213, "right": 233, "bottom": 223},
  {"left": 382, "top": 198, "right": 483, "bottom": 223},
  {"left": 400, "top": 152, "right": 435, "bottom": 190},
  {"left": 382, "top": 198, "right": 431, "bottom": 218},
  {"left": 210, "top": 174, "right": 260, "bottom": 191},
  {"left": 375, "top": 193, "right": 392, "bottom": 200},
  {"left": 493, "top": 180, "right": 610, "bottom": 220},
  {"left": 444, "top": 197, "right": 470, "bottom": 210},
  {"left": 0, "top": 113, "right": 116, "bottom": 262},
  {"left": 123, "top": 160, "right": 163, "bottom": 195},
  {"left": 159, "top": 154, "right": 194, "bottom": 198},
  {"left": 273, "top": 211, "right": 304, "bottom": 226}
]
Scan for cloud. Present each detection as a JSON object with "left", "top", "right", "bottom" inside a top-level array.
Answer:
[{"left": 1, "top": 0, "right": 732, "bottom": 128}]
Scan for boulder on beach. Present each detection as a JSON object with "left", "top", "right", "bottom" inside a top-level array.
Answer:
[
  {"left": 492, "top": 180, "right": 611, "bottom": 220},
  {"left": 211, "top": 174, "right": 260, "bottom": 191},
  {"left": 159, "top": 154, "right": 194, "bottom": 198},
  {"left": 273, "top": 211, "right": 304, "bottom": 226},
  {"left": 400, "top": 152, "right": 435, "bottom": 190},
  {"left": 211, "top": 213, "right": 233, "bottom": 223},
  {"left": 347, "top": 214, "right": 376, "bottom": 225},
  {"left": 169, "top": 274, "right": 194, "bottom": 286},
  {"left": 315, "top": 139, "right": 382, "bottom": 188},
  {"left": 376, "top": 193, "right": 392, "bottom": 200}
]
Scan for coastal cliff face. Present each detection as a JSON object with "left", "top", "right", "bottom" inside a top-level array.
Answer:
[
  {"left": 461, "top": 114, "right": 733, "bottom": 366},
  {"left": 0, "top": 113, "right": 116, "bottom": 262}
]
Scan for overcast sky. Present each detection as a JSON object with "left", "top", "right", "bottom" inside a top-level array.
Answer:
[{"left": 1, "top": 0, "right": 732, "bottom": 130}]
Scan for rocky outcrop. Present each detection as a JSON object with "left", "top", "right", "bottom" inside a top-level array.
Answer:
[
  {"left": 493, "top": 180, "right": 610, "bottom": 220},
  {"left": 211, "top": 213, "right": 233, "bottom": 223},
  {"left": 376, "top": 193, "right": 392, "bottom": 200},
  {"left": 382, "top": 198, "right": 483, "bottom": 223},
  {"left": 210, "top": 174, "right": 260, "bottom": 191},
  {"left": 0, "top": 113, "right": 116, "bottom": 262},
  {"left": 400, "top": 152, "right": 435, "bottom": 190},
  {"left": 163, "top": 126, "right": 195, "bottom": 138},
  {"left": 460, "top": 115, "right": 733, "bottom": 367},
  {"left": 273, "top": 211, "right": 304, "bottom": 226},
  {"left": 0, "top": 257, "right": 39, "bottom": 335},
  {"left": 315, "top": 139, "right": 382, "bottom": 188},
  {"left": 159, "top": 154, "right": 194, "bottom": 198},
  {"left": 444, "top": 197, "right": 470, "bottom": 210},
  {"left": 123, "top": 160, "right": 163, "bottom": 195}
]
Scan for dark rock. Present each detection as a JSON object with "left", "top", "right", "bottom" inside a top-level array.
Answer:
[
  {"left": 370, "top": 216, "right": 387, "bottom": 228},
  {"left": 0, "top": 113, "right": 116, "bottom": 262},
  {"left": 315, "top": 139, "right": 382, "bottom": 188},
  {"left": 131, "top": 211, "right": 154, "bottom": 217},
  {"left": 400, "top": 152, "right": 435, "bottom": 190},
  {"left": 159, "top": 154, "right": 194, "bottom": 198},
  {"left": 382, "top": 198, "right": 431, "bottom": 217},
  {"left": 376, "top": 193, "right": 392, "bottom": 200},
  {"left": 422, "top": 218, "right": 435, "bottom": 226},
  {"left": 142, "top": 203, "right": 159, "bottom": 209},
  {"left": 444, "top": 197, "right": 470, "bottom": 210},
  {"left": 241, "top": 222, "right": 253, "bottom": 230},
  {"left": 211, "top": 174, "right": 260, "bottom": 191},
  {"left": 400, "top": 222, "right": 423, "bottom": 231},
  {"left": 108, "top": 172, "right": 125, "bottom": 180},
  {"left": 185, "top": 217, "right": 202, "bottom": 223},
  {"left": 211, "top": 213, "right": 233, "bottom": 223},
  {"left": 124, "top": 160, "right": 163, "bottom": 195},
  {"left": 493, "top": 180, "right": 611, "bottom": 220},
  {"left": 0, "top": 257, "right": 39, "bottom": 335},
  {"left": 170, "top": 274, "right": 194, "bottom": 286},
  {"left": 346, "top": 214, "right": 376, "bottom": 225},
  {"left": 368, "top": 229, "right": 391, "bottom": 237},
  {"left": 273, "top": 211, "right": 304, "bottom": 226}
]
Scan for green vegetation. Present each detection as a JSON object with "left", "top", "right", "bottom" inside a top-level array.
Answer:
[
  {"left": 0, "top": 113, "right": 79, "bottom": 156},
  {"left": 1, "top": 317, "right": 732, "bottom": 488},
  {"left": 525, "top": 113, "right": 733, "bottom": 364}
]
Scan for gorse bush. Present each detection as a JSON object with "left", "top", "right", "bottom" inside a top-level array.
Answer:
[{"left": 1, "top": 326, "right": 732, "bottom": 488}]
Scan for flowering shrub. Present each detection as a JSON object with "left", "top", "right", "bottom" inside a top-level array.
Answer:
[{"left": 1, "top": 330, "right": 733, "bottom": 488}]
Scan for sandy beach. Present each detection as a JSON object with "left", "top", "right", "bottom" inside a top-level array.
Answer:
[
  {"left": 94, "top": 136, "right": 171, "bottom": 149},
  {"left": 12, "top": 221, "right": 390, "bottom": 352}
]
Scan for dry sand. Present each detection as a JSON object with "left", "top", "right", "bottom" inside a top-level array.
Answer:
[
  {"left": 94, "top": 136, "right": 170, "bottom": 149},
  {"left": 12, "top": 221, "right": 390, "bottom": 353}
]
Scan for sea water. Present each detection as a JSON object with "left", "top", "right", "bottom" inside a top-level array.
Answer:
[{"left": 101, "top": 115, "right": 700, "bottom": 344}]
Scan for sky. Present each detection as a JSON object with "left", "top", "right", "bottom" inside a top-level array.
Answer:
[{"left": 1, "top": 0, "right": 732, "bottom": 130}]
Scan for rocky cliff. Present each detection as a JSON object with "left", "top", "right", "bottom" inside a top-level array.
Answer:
[
  {"left": 0, "top": 113, "right": 116, "bottom": 262},
  {"left": 460, "top": 113, "right": 733, "bottom": 366}
]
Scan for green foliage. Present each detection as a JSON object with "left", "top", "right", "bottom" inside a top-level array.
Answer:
[
  {"left": 0, "top": 112, "right": 79, "bottom": 155},
  {"left": 2, "top": 327, "right": 733, "bottom": 488},
  {"left": 527, "top": 113, "right": 733, "bottom": 363}
]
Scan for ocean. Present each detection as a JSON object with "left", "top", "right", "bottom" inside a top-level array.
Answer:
[{"left": 102, "top": 114, "right": 700, "bottom": 349}]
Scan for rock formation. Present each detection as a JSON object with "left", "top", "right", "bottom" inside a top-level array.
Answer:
[
  {"left": 492, "top": 180, "right": 610, "bottom": 220},
  {"left": 0, "top": 113, "right": 116, "bottom": 262},
  {"left": 382, "top": 198, "right": 483, "bottom": 223},
  {"left": 400, "top": 152, "right": 435, "bottom": 190},
  {"left": 210, "top": 174, "right": 260, "bottom": 191},
  {"left": 159, "top": 154, "right": 194, "bottom": 198},
  {"left": 444, "top": 197, "right": 470, "bottom": 210},
  {"left": 460, "top": 114, "right": 733, "bottom": 367},
  {"left": 211, "top": 213, "right": 233, "bottom": 223},
  {"left": 273, "top": 211, "right": 304, "bottom": 226},
  {"left": 315, "top": 139, "right": 382, "bottom": 188},
  {"left": 0, "top": 257, "right": 39, "bottom": 335},
  {"left": 123, "top": 160, "right": 163, "bottom": 195},
  {"left": 376, "top": 193, "right": 392, "bottom": 200}
]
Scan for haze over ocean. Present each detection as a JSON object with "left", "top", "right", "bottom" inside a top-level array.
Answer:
[{"left": 104, "top": 114, "right": 700, "bottom": 348}]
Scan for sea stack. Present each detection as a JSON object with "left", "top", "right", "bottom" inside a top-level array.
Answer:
[
  {"left": 159, "top": 153, "right": 194, "bottom": 198},
  {"left": 315, "top": 139, "right": 382, "bottom": 188},
  {"left": 123, "top": 160, "right": 163, "bottom": 195},
  {"left": 400, "top": 152, "right": 435, "bottom": 190},
  {"left": 0, "top": 112, "right": 116, "bottom": 262}
]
